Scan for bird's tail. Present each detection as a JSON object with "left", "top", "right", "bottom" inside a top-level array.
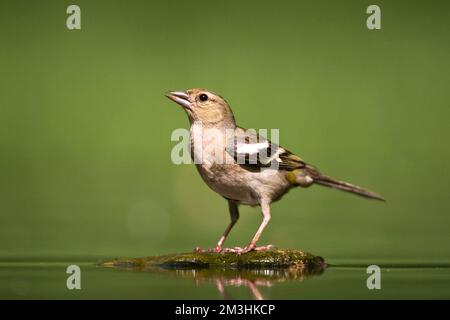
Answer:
[{"left": 304, "top": 166, "right": 385, "bottom": 201}]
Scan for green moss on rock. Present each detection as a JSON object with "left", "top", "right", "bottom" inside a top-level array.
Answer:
[{"left": 99, "top": 248, "right": 326, "bottom": 274}]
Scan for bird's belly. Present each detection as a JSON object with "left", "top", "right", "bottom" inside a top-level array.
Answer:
[{"left": 195, "top": 164, "right": 290, "bottom": 206}]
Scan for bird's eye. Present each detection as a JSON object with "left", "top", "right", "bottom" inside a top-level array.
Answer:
[{"left": 199, "top": 93, "right": 208, "bottom": 102}]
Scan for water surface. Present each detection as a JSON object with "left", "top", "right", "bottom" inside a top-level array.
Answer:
[{"left": 1, "top": 259, "right": 449, "bottom": 299}]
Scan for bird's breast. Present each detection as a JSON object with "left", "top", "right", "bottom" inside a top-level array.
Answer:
[{"left": 189, "top": 123, "right": 291, "bottom": 205}]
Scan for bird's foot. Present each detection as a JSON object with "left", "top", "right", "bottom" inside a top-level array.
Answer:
[
  {"left": 193, "top": 246, "right": 222, "bottom": 253},
  {"left": 224, "top": 244, "right": 275, "bottom": 255},
  {"left": 194, "top": 244, "right": 275, "bottom": 254},
  {"left": 196, "top": 246, "right": 249, "bottom": 254},
  {"left": 253, "top": 244, "right": 275, "bottom": 252},
  {"left": 220, "top": 247, "right": 245, "bottom": 253}
]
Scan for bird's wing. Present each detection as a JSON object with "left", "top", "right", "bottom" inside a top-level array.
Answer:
[{"left": 226, "top": 126, "right": 306, "bottom": 171}]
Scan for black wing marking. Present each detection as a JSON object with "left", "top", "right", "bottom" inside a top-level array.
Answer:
[{"left": 226, "top": 127, "right": 306, "bottom": 171}]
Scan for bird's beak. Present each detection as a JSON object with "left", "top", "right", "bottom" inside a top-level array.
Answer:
[{"left": 166, "top": 91, "right": 192, "bottom": 110}]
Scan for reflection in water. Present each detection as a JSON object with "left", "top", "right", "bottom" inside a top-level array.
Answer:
[{"left": 103, "top": 264, "right": 326, "bottom": 300}]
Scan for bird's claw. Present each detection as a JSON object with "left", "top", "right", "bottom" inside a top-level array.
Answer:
[
  {"left": 221, "top": 244, "right": 275, "bottom": 255},
  {"left": 237, "top": 244, "right": 275, "bottom": 254},
  {"left": 193, "top": 246, "right": 222, "bottom": 253},
  {"left": 253, "top": 244, "right": 275, "bottom": 252},
  {"left": 220, "top": 246, "right": 244, "bottom": 253},
  {"left": 194, "top": 244, "right": 275, "bottom": 255}
]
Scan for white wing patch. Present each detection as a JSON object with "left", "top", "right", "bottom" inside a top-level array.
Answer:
[
  {"left": 236, "top": 141, "right": 269, "bottom": 155},
  {"left": 235, "top": 141, "right": 285, "bottom": 165}
]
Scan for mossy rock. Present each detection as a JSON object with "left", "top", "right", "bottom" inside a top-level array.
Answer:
[
  {"left": 99, "top": 249, "right": 326, "bottom": 299},
  {"left": 99, "top": 248, "right": 326, "bottom": 274}
]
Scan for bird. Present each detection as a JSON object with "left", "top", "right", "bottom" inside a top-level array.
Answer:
[{"left": 166, "top": 88, "right": 384, "bottom": 254}]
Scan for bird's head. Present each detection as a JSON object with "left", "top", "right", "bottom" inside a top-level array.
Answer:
[{"left": 166, "top": 88, "right": 236, "bottom": 127}]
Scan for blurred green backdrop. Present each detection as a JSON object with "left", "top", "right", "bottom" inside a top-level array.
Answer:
[{"left": 0, "top": 0, "right": 449, "bottom": 266}]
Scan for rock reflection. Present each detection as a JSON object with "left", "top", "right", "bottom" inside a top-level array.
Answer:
[{"left": 105, "top": 264, "right": 325, "bottom": 300}]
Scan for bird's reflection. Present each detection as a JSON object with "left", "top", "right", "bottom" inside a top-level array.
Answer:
[{"left": 105, "top": 264, "right": 325, "bottom": 300}]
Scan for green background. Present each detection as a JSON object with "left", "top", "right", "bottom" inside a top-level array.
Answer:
[{"left": 0, "top": 0, "right": 449, "bottom": 299}]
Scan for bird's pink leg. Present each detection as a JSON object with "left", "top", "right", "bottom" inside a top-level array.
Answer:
[
  {"left": 236, "top": 201, "right": 274, "bottom": 255},
  {"left": 215, "top": 201, "right": 239, "bottom": 251},
  {"left": 194, "top": 201, "right": 240, "bottom": 253}
]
